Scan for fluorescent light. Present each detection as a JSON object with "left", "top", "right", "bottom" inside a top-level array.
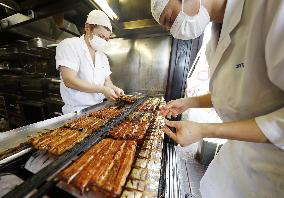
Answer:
[
  {"left": 0, "top": 3, "right": 14, "bottom": 10},
  {"left": 93, "top": 0, "right": 118, "bottom": 20}
]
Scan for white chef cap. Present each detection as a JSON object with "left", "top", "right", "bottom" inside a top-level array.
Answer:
[
  {"left": 86, "top": 10, "right": 112, "bottom": 32},
  {"left": 151, "top": 0, "right": 169, "bottom": 24}
]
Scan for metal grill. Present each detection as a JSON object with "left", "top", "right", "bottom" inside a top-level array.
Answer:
[{"left": 2, "top": 96, "right": 148, "bottom": 198}]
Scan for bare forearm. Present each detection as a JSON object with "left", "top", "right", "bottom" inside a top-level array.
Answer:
[
  {"left": 104, "top": 81, "right": 115, "bottom": 88},
  {"left": 186, "top": 93, "right": 213, "bottom": 108},
  {"left": 64, "top": 76, "right": 104, "bottom": 93},
  {"left": 203, "top": 119, "right": 269, "bottom": 143},
  {"left": 104, "top": 76, "right": 116, "bottom": 89}
]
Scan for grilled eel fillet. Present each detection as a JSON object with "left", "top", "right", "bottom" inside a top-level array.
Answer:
[
  {"left": 65, "top": 116, "right": 106, "bottom": 131},
  {"left": 58, "top": 138, "right": 136, "bottom": 197},
  {"left": 88, "top": 107, "right": 123, "bottom": 120},
  {"left": 109, "top": 120, "right": 150, "bottom": 140},
  {"left": 135, "top": 98, "right": 160, "bottom": 112},
  {"left": 31, "top": 113, "right": 109, "bottom": 155},
  {"left": 31, "top": 128, "right": 92, "bottom": 155},
  {"left": 116, "top": 95, "right": 141, "bottom": 104}
]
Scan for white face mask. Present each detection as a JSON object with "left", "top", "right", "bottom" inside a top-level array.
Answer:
[
  {"left": 170, "top": 0, "right": 210, "bottom": 40},
  {"left": 89, "top": 35, "right": 107, "bottom": 51}
]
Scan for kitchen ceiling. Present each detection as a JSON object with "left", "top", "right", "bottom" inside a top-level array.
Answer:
[{"left": 0, "top": 0, "right": 169, "bottom": 44}]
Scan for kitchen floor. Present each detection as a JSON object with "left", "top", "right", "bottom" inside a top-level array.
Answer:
[{"left": 177, "top": 149, "right": 207, "bottom": 198}]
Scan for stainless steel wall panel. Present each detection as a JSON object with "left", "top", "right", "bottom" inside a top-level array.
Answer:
[{"left": 104, "top": 36, "right": 172, "bottom": 94}]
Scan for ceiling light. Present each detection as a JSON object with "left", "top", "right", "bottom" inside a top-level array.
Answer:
[
  {"left": 0, "top": 3, "right": 14, "bottom": 10},
  {"left": 93, "top": 0, "right": 118, "bottom": 20}
]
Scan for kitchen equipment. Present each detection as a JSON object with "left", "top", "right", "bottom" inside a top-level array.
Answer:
[{"left": 1, "top": 97, "right": 149, "bottom": 198}]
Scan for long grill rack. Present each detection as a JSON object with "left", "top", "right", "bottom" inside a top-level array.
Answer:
[{"left": 3, "top": 96, "right": 148, "bottom": 198}]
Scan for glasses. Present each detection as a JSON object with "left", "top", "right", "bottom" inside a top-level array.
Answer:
[{"left": 92, "top": 30, "right": 110, "bottom": 41}]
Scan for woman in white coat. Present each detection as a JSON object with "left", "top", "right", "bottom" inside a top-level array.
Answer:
[{"left": 151, "top": 0, "right": 284, "bottom": 197}]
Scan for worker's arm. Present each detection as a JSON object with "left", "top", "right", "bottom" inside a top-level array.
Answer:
[
  {"left": 104, "top": 76, "right": 124, "bottom": 96},
  {"left": 60, "top": 66, "right": 118, "bottom": 100},
  {"left": 163, "top": 118, "right": 269, "bottom": 147},
  {"left": 185, "top": 93, "right": 213, "bottom": 108},
  {"left": 160, "top": 93, "right": 213, "bottom": 117}
]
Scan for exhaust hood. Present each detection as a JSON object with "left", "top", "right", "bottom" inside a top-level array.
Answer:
[
  {"left": 0, "top": 0, "right": 168, "bottom": 44},
  {"left": 1, "top": 13, "right": 80, "bottom": 42}
]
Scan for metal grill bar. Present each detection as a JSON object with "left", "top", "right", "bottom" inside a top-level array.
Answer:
[
  {"left": 29, "top": 180, "right": 58, "bottom": 198},
  {"left": 157, "top": 137, "right": 167, "bottom": 197}
]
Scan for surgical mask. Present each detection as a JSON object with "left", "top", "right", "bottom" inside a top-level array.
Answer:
[
  {"left": 89, "top": 35, "right": 107, "bottom": 51},
  {"left": 170, "top": 0, "right": 210, "bottom": 40}
]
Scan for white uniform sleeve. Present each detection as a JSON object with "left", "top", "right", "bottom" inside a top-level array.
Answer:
[
  {"left": 55, "top": 39, "right": 80, "bottom": 72},
  {"left": 265, "top": 0, "right": 284, "bottom": 90},
  {"left": 255, "top": 108, "right": 284, "bottom": 149},
  {"left": 103, "top": 54, "right": 112, "bottom": 77},
  {"left": 255, "top": 1, "right": 284, "bottom": 150}
]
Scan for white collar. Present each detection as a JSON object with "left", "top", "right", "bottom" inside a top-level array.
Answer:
[{"left": 80, "top": 35, "right": 90, "bottom": 53}]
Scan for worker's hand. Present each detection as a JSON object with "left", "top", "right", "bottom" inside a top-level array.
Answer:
[
  {"left": 112, "top": 86, "right": 124, "bottom": 97},
  {"left": 163, "top": 119, "right": 206, "bottom": 146},
  {"left": 102, "top": 86, "right": 118, "bottom": 101},
  {"left": 160, "top": 98, "right": 190, "bottom": 118}
]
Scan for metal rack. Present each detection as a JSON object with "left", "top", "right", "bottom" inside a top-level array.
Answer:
[{"left": 0, "top": 96, "right": 9, "bottom": 132}]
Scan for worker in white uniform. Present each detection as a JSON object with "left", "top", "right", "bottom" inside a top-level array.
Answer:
[
  {"left": 151, "top": 0, "right": 284, "bottom": 197},
  {"left": 56, "top": 10, "right": 124, "bottom": 114}
]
